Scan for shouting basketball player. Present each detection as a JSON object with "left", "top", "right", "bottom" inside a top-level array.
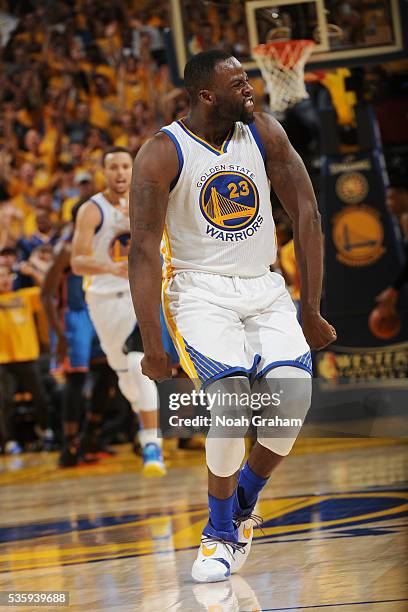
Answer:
[
  {"left": 128, "top": 51, "right": 336, "bottom": 580},
  {"left": 71, "top": 146, "right": 166, "bottom": 476}
]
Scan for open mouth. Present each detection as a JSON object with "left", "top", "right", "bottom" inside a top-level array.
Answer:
[{"left": 244, "top": 99, "right": 254, "bottom": 109}]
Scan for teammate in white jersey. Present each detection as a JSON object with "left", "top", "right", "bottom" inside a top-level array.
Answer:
[
  {"left": 129, "top": 51, "right": 336, "bottom": 580},
  {"left": 71, "top": 146, "right": 165, "bottom": 477}
]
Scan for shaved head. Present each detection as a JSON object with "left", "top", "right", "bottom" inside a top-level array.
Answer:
[{"left": 184, "top": 49, "right": 233, "bottom": 102}]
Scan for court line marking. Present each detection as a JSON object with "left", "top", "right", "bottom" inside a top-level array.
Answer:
[
  {"left": 1, "top": 491, "right": 407, "bottom": 545},
  {"left": 253, "top": 598, "right": 408, "bottom": 610},
  {"left": 1, "top": 516, "right": 407, "bottom": 572},
  {"left": 1, "top": 487, "right": 407, "bottom": 528}
]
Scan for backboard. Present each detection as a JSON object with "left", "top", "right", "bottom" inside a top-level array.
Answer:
[{"left": 169, "top": 0, "right": 407, "bottom": 83}]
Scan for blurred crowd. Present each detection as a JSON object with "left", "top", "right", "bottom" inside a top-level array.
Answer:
[
  {"left": 0, "top": 0, "right": 190, "bottom": 250},
  {"left": 0, "top": 0, "right": 191, "bottom": 457},
  {"left": 0, "top": 0, "right": 261, "bottom": 459},
  {"left": 1, "top": 1, "right": 406, "bottom": 458},
  {"left": 182, "top": 0, "right": 250, "bottom": 61}
]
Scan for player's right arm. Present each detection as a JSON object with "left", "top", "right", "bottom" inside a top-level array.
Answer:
[
  {"left": 129, "top": 132, "right": 179, "bottom": 381},
  {"left": 71, "top": 201, "right": 127, "bottom": 278}
]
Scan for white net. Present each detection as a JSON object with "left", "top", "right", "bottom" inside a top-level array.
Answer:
[{"left": 253, "top": 40, "right": 315, "bottom": 113}]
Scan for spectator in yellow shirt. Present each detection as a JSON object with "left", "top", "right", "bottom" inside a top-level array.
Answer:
[
  {"left": 6, "top": 162, "right": 37, "bottom": 200},
  {"left": 89, "top": 74, "right": 119, "bottom": 138},
  {"left": 117, "top": 55, "right": 148, "bottom": 111},
  {"left": 84, "top": 128, "right": 105, "bottom": 175},
  {"left": 61, "top": 172, "right": 95, "bottom": 224},
  {"left": 19, "top": 192, "right": 60, "bottom": 242},
  {"left": 66, "top": 103, "right": 91, "bottom": 144},
  {"left": 16, "top": 129, "right": 54, "bottom": 178},
  {"left": 0, "top": 266, "right": 52, "bottom": 450}
]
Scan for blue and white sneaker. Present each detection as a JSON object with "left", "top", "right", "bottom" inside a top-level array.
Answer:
[
  {"left": 191, "top": 522, "right": 246, "bottom": 583},
  {"left": 142, "top": 442, "right": 166, "bottom": 477},
  {"left": 232, "top": 490, "right": 263, "bottom": 574},
  {"left": 5, "top": 440, "right": 22, "bottom": 455},
  {"left": 193, "top": 580, "right": 239, "bottom": 610}
]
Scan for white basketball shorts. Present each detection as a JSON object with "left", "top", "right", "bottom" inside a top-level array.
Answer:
[{"left": 162, "top": 271, "right": 311, "bottom": 387}]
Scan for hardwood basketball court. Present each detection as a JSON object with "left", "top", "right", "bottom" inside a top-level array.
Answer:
[{"left": 1, "top": 438, "right": 407, "bottom": 611}]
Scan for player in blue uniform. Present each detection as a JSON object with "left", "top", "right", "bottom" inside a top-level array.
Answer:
[{"left": 42, "top": 208, "right": 112, "bottom": 467}]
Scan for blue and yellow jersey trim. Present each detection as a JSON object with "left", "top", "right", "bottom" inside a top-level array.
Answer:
[
  {"left": 183, "top": 339, "right": 231, "bottom": 384},
  {"left": 161, "top": 227, "right": 239, "bottom": 385},
  {"left": 161, "top": 280, "right": 199, "bottom": 381},
  {"left": 177, "top": 119, "right": 234, "bottom": 156},
  {"left": 247, "top": 121, "right": 266, "bottom": 162},
  {"left": 161, "top": 225, "right": 197, "bottom": 380},
  {"left": 160, "top": 128, "right": 184, "bottom": 191},
  {"left": 161, "top": 225, "right": 173, "bottom": 280},
  {"left": 256, "top": 351, "right": 313, "bottom": 379},
  {"left": 83, "top": 276, "right": 92, "bottom": 292}
]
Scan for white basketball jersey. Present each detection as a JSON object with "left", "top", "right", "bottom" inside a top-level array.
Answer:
[
  {"left": 85, "top": 192, "right": 130, "bottom": 296},
  {"left": 160, "top": 119, "right": 276, "bottom": 278}
]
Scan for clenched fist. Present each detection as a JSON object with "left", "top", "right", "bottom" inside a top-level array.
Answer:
[
  {"left": 302, "top": 311, "right": 337, "bottom": 350},
  {"left": 141, "top": 351, "right": 172, "bottom": 381}
]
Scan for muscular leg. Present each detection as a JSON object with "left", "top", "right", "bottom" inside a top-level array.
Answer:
[
  {"left": 121, "top": 327, "right": 159, "bottom": 434},
  {"left": 0, "top": 365, "right": 17, "bottom": 446},
  {"left": 62, "top": 372, "right": 86, "bottom": 442},
  {"left": 7, "top": 361, "right": 52, "bottom": 437},
  {"left": 191, "top": 376, "right": 251, "bottom": 583},
  {"left": 115, "top": 350, "right": 165, "bottom": 475},
  {"left": 218, "top": 365, "right": 312, "bottom": 578},
  {"left": 234, "top": 366, "right": 312, "bottom": 514},
  {"left": 87, "top": 295, "right": 164, "bottom": 474},
  {"left": 58, "top": 371, "right": 88, "bottom": 466},
  {"left": 204, "top": 376, "right": 251, "bottom": 535},
  {"left": 81, "top": 362, "right": 115, "bottom": 453},
  {"left": 208, "top": 470, "right": 239, "bottom": 499},
  {"left": 119, "top": 351, "right": 161, "bottom": 447},
  {"left": 60, "top": 308, "right": 94, "bottom": 458},
  {"left": 248, "top": 442, "right": 284, "bottom": 478},
  {"left": 87, "top": 362, "right": 111, "bottom": 426}
]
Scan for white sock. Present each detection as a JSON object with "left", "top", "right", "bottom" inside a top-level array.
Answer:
[{"left": 139, "top": 428, "right": 162, "bottom": 448}]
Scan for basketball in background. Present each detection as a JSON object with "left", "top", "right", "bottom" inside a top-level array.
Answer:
[{"left": 368, "top": 305, "right": 401, "bottom": 340}]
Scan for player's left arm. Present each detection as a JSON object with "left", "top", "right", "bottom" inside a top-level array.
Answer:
[{"left": 255, "top": 113, "right": 336, "bottom": 350}]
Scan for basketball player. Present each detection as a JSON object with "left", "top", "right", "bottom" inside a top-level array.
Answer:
[
  {"left": 41, "top": 208, "right": 115, "bottom": 467},
  {"left": 71, "top": 146, "right": 166, "bottom": 476},
  {"left": 129, "top": 51, "right": 336, "bottom": 581}
]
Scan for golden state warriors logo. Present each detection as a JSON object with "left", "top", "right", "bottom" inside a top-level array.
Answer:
[
  {"left": 336, "top": 172, "right": 369, "bottom": 205},
  {"left": 200, "top": 171, "right": 262, "bottom": 241},
  {"left": 109, "top": 232, "right": 130, "bottom": 262},
  {"left": 332, "top": 206, "right": 385, "bottom": 267}
]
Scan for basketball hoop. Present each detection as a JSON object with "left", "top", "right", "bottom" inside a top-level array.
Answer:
[{"left": 253, "top": 40, "right": 315, "bottom": 113}]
